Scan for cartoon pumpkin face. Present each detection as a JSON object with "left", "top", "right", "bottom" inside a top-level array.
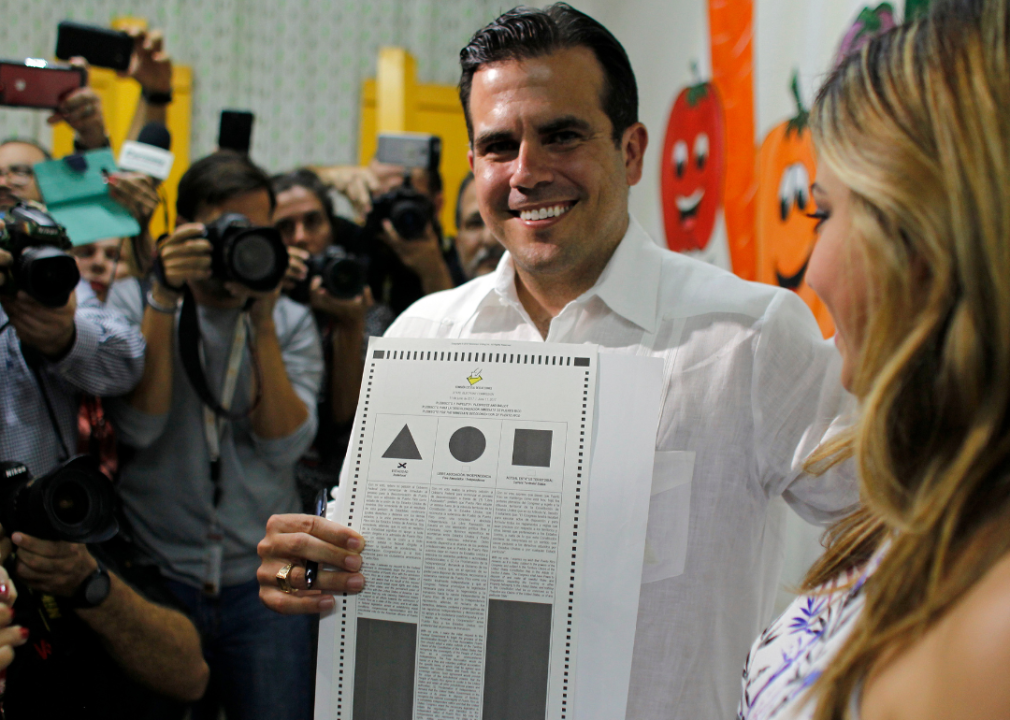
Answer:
[
  {"left": 755, "top": 74, "right": 834, "bottom": 337},
  {"left": 661, "top": 80, "right": 725, "bottom": 252}
]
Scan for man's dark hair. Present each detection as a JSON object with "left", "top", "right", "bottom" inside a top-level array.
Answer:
[
  {"left": 0, "top": 138, "right": 53, "bottom": 160},
  {"left": 458, "top": 3, "right": 638, "bottom": 145},
  {"left": 271, "top": 167, "right": 337, "bottom": 224},
  {"left": 176, "top": 151, "right": 276, "bottom": 221},
  {"left": 455, "top": 171, "right": 475, "bottom": 229}
]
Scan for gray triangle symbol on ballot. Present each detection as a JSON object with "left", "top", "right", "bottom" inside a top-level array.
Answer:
[{"left": 382, "top": 424, "right": 423, "bottom": 460}]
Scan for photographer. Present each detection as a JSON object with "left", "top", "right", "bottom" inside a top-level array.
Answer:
[
  {"left": 106, "top": 151, "right": 323, "bottom": 720},
  {"left": 313, "top": 154, "right": 459, "bottom": 316},
  {"left": 453, "top": 171, "right": 504, "bottom": 280},
  {"left": 0, "top": 212, "right": 208, "bottom": 717},
  {"left": 272, "top": 169, "right": 389, "bottom": 510}
]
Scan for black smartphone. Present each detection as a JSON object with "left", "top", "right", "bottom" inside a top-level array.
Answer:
[
  {"left": 55, "top": 21, "right": 133, "bottom": 72},
  {"left": 0, "top": 59, "right": 86, "bottom": 109},
  {"left": 218, "top": 110, "right": 255, "bottom": 154}
]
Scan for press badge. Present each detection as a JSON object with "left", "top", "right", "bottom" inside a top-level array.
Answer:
[{"left": 203, "top": 529, "right": 224, "bottom": 596}]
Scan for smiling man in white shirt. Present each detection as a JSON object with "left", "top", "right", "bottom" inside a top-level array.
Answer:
[{"left": 256, "top": 4, "right": 857, "bottom": 719}]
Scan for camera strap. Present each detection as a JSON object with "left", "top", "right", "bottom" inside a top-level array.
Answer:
[{"left": 178, "top": 286, "right": 258, "bottom": 423}]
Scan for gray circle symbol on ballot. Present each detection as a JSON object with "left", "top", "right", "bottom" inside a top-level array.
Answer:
[{"left": 448, "top": 426, "right": 486, "bottom": 463}]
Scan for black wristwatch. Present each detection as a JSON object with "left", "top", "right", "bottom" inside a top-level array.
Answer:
[
  {"left": 141, "top": 87, "right": 173, "bottom": 105},
  {"left": 69, "top": 562, "right": 111, "bottom": 609}
]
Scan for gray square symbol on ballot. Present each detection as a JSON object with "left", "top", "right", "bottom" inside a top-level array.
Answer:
[{"left": 511, "top": 429, "right": 553, "bottom": 468}]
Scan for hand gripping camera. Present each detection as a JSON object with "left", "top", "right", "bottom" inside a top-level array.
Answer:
[
  {"left": 204, "top": 213, "right": 289, "bottom": 291},
  {"left": 0, "top": 202, "right": 80, "bottom": 307},
  {"left": 365, "top": 133, "right": 441, "bottom": 241},
  {"left": 0, "top": 456, "right": 118, "bottom": 544},
  {"left": 288, "top": 245, "right": 369, "bottom": 304}
]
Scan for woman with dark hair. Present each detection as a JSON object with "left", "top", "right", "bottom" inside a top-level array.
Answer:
[
  {"left": 739, "top": 1, "right": 1010, "bottom": 718},
  {"left": 271, "top": 168, "right": 392, "bottom": 510}
]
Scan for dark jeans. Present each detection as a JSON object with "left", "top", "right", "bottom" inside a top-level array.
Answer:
[{"left": 167, "top": 578, "right": 314, "bottom": 720}]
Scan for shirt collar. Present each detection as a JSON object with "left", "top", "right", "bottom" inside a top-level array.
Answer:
[
  {"left": 487, "top": 215, "right": 663, "bottom": 334},
  {"left": 586, "top": 216, "right": 662, "bottom": 333}
]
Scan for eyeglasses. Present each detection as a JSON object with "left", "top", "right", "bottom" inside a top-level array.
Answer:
[{"left": 0, "top": 165, "right": 34, "bottom": 187}]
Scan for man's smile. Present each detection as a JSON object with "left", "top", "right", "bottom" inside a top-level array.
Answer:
[{"left": 510, "top": 200, "right": 578, "bottom": 226}]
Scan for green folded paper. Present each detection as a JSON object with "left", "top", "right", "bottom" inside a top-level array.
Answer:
[{"left": 33, "top": 148, "right": 141, "bottom": 246}]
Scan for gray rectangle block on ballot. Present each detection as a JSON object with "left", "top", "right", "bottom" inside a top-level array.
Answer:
[
  {"left": 511, "top": 429, "right": 553, "bottom": 468},
  {"left": 354, "top": 618, "right": 417, "bottom": 720},
  {"left": 482, "top": 600, "right": 553, "bottom": 720}
]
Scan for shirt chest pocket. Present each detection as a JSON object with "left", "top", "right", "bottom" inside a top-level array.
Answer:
[{"left": 641, "top": 450, "right": 696, "bottom": 584}]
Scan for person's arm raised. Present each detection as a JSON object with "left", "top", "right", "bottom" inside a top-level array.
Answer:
[
  {"left": 310, "top": 280, "right": 370, "bottom": 424},
  {"left": 311, "top": 165, "right": 380, "bottom": 220},
  {"left": 236, "top": 287, "right": 311, "bottom": 440},
  {"left": 379, "top": 219, "right": 454, "bottom": 295},
  {"left": 122, "top": 29, "right": 173, "bottom": 140},
  {"left": 126, "top": 224, "right": 211, "bottom": 416}
]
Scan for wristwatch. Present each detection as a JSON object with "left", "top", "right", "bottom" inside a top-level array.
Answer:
[
  {"left": 69, "top": 562, "right": 111, "bottom": 609},
  {"left": 141, "top": 87, "right": 173, "bottom": 105}
]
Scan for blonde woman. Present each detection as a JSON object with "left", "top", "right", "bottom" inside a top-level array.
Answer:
[{"left": 738, "top": 1, "right": 1010, "bottom": 718}]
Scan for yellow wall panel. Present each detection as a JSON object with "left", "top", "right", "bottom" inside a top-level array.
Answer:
[{"left": 359, "top": 49, "right": 469, "bottom": 235}]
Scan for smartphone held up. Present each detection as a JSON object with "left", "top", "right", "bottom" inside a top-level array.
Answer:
[{"left": 0, "top": 59, "right": 85, "bottom": 110}]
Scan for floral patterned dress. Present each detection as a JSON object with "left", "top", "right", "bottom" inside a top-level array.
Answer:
[{"left": 737, "top": 544, "right": 887, "bottom": 720}]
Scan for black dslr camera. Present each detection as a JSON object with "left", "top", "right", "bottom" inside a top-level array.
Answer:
[
  {"left": 289, "top": 245, "right": 369, "bottom": 304},
  {"left": 204, "top": 213, "right": 289, "bottom": 291},
  {"left": 0, "top": 456, "right": 118, "bottom": 543},
  {"left": 365, "top": 133, "right": 441, "bottom": 241},
  {"left": 0, "top": 202, "right": 80, "bottom": 307}
]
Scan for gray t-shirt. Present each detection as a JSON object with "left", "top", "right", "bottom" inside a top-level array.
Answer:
[{"left": 107, "top": 278, "right": 323, "bottom": 588}]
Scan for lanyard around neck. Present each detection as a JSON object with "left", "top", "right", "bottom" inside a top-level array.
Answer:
[{"left": 202, "top": 311, "right": 248, "bottom": 502}]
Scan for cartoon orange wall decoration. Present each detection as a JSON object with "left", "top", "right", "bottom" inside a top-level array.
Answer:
[
  {"left": 755, "top": 73, "right": 834, "bottom": 337},
  {"left": 661, "top": 72, "right": 725, "bottom": 253}
]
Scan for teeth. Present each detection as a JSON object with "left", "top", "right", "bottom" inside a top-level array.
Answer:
[{"left": 519, "top": 204, "right": 572, "bottom": 222}]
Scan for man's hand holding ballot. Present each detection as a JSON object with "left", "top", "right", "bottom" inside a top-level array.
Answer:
[{"left": 256, "top": 513, "right": 365, "bottom": 614}]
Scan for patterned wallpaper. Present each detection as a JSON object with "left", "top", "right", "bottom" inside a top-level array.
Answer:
[{"left": 0, "top": 0, "right": 500, "bottom": 172}]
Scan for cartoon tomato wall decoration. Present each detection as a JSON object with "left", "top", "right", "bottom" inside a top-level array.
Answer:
[
  {"left": 661, "top": 79, "right": 725, "bottom": 253},
  {"left": 755, "top": 74, "right": 834, "bottom": 338}
]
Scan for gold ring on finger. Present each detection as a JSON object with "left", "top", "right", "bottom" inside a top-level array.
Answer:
[{"left": 276, "top": 562, "right": 296, "bottom": 594}]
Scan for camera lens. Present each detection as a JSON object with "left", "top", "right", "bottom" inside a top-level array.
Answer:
[
  {"left": 322, "top": 257, "right": 367, "bottom": 299},
  {"left": 213, "top": 219, "right": 289, "bottom": 292},
  {"left": 49, "top": 474, "right": 91, "bottom": 526},
  {"left": 231, "top": 233, "right": 277, "bottom": 283},
  {"left": 17, "top": 246, "right": 80, "bottom": 307},
  {"left": 0, "top": 457, "right": 118, "bottom": 544},
  {"left": 390, "top": 199, "right": 428, "bottom": 240}
]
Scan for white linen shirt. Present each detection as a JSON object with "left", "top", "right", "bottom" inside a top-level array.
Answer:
[{"left": 379, "top": 217, "right": 858, "bottom": 720}]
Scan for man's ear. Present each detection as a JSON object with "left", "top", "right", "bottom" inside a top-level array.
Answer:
[
  {"left": 434, "top": 191, "right": 444, "bottom": 216},
  {"left": 467, "top": 148, "right": 474, "bottom": 171},
  {"left": 622, "top": 122, "right": 649, "bottom": 187}
]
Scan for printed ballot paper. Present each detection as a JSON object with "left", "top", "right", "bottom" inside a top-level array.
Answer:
[{"left": 317, "top": 338, "right": 662, "bottom": 720}]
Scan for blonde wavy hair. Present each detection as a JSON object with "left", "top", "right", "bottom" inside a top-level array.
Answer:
[{"left": 800, "top": 0, "right": 1010, "bottom": 717}]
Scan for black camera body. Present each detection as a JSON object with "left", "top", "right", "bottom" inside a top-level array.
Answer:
[
  {"left": 365, "top": 181, "right": 435, "bottom": 241},
  {"left": 365, "top": 133, "right": 441, "bottom": 241},
  {"left": 204, "top": 213, "right": 289, "bottom": 292},
  {"left": 0, "top": 456, "right": 118, "bottom": 544},
  {"left": 289, "top": 245, "right": 369, "bottom": 304},
  {"left": 0, "top": 202, "right": 80, "bottom": 307}
]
